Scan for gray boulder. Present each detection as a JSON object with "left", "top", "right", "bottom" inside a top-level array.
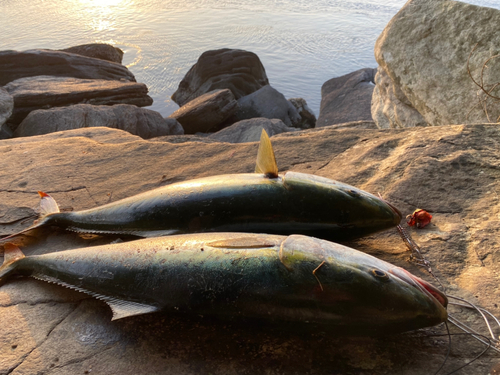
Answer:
[
  {"left": 0, "top": 49, "right": 135, "bottom": 86},
  {"left": 0, "top": 87, "right": 13, "bottom": 138},
  {"left": 371, "top": 68, "right": 428, "bottom": 128},
  {"left": 288, "top": 98, "right": 316, "bottom": 129},
  {"left": 208, "top": 118, "right": 297, "bottom": 143},
  {"left": 14, "top": 104, "right": 183, "bottom": 139},
  {"left": 60, "top": 43, "right": 124, "bottom": 64},
  {"left": 317, "top": 68, "right": 376, "bottom": 128},
  {"left": 231, "top": 85, "right": 302, "bottom": 128},
  {"left": 374, "top": 0, "right": 500, "bottom": 126},
  {"left": 169, "top": 89, "right": 238, "bottom": 134},
  {"left": 172, "top": 48, "right": 269, "bottom": 107},
  {"left": 4, "top": 75, "right": 153, "bottom": 127}
]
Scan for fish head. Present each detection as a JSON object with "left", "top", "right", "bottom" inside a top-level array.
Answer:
[
  {"left": 282, "top": 172, "right": 402, "bottom": 239},
  {"left": 279, "top": 235, "right": 447, "bottom": 333}
]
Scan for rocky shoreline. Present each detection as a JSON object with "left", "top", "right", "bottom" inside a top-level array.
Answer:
[{"left": 1, "top": 0, "right": 500, "bottom": 374}]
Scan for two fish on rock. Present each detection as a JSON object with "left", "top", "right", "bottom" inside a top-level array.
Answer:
[{"left": 0, "top": 130, "right": 447, "bottom": 333}]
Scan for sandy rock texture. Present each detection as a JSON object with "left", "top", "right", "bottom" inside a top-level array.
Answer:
[
  {"left": 374, "top": 0, "right": 500, "bottom": 127},
  {"left": 0, "top": 125, "right": 499, "bottom": 374}
]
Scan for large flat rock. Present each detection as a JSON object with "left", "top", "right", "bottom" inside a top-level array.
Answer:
[
  {"left": 0, "top": 49, "right": 135, "bottom": 86},
  {"left": 5, "top": 76, "right": 153, "bottom": 126},
  {"left": 0, "top": 125, "right": 499, "bottom": 374}
]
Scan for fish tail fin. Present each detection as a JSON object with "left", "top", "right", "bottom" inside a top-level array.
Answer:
[
  {"left": 0, "top": 191, "right": 59, "bottom": 243},
  {"left": 0, "top": 243, "right": 25, "bottom": 286},
  {"left": 37, "top": 191, "right": 60, "bottom": 218}
]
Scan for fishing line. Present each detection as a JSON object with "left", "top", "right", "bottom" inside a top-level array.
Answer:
[
  {"left": 427, "top": 331, "right": 492, "bottom": 375},
  {"left": 432, "top": 321, "right": 451, "bottom": 375}
]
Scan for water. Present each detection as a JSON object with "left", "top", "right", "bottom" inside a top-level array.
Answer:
[{"left": 1, "top": 0, "right": 498, "bottom": 117}]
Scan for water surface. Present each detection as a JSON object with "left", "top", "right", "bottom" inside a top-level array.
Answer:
[{"left": 1, "top": 0, "right": 498, "bottom": 117}]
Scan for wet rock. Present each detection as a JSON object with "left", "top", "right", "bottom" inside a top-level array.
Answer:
[
  {"left": 4, "top": 75, "right": 153, "bottom": 127},
  {"left": 60, "top": 43, "right": 124, "bottom": 64},
  {"left": 317, "top": 68, "right": 376, "bottom": 127},
  {"left": 169, "top": 89, "right": 238, "bottom": 134},
  {"left": 0, "top": 49, "right": 135, "bottom": 86},
  {"left": 230, "top": 85, "right": 302, "bottom": 128},
  {"left": 374, "top": 0, "right": 500, "bottom": 126},
  {"left": 288, "top": 98, "right": 316, "bottom": 129},
  {"left": 171, "top": 48, "right": 269, "bottom": 107},
  {"left": 15, "top": 104, "right": 183, "bottom": 139},
  {"left": 208, "top": 118, "right": 297, "bottom": 143}
]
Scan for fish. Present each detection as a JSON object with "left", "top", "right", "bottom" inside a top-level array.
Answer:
[
  {"left": 0, "top": 233, "right": 447, "bottom": 334},
  {"left": 1, "top": 130, "right": 401, "bottom": 243}
]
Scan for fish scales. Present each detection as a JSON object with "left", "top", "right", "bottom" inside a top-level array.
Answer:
[{"left": 0, "top": 233, "right": 447, "bottom": 334}]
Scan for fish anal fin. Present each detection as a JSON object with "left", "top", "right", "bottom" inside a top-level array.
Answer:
[
  {"left": 255, "top": 129, "right": 279, "bottom": 178},
  {"left": 208, "top": 236, "right": 279, "bottom": 249},
  {"left": 30, "top": 274, "right": 159, "bottom": 321},
  {"left": 107, "top": 298, "right": 159, "bottom": 321}
]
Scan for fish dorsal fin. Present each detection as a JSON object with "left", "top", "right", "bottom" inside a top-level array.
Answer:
[
  {"left": 30, "top": 273, "right": 159, "bottom": 321},
  {"left": 207, "top": 236, "right": 279, "bottom": 249},
  {"left": 38, "top": 191, "right": 60, "bottom": 217},
  {"left": 255, "top": 129, "right": 279, "bottom": 178},
  {"left": 3, "top": 243, "right": 26, "bottom": 265}
]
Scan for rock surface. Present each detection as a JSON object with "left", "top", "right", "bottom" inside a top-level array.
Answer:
[
  {"left": 317, "top": 68, "right": 376, "bottom": 127},
  {"left": 1, "top": 124, "right": 499, "bottom": 374},
  {"left": 230, "top": 85, "right": 302, "bottom": 128},
  {"left": 171, "top": 49, "right": 269, "bottom": 107},
  {"left": 374, "top": 0, "right": 500, "bottom": 127},
  {"left": 169, "top": 89, "right": 238, "bottom": 134},
  {"left": 207, "top": 118, "right": 296, "bottom": 143},
  {"left": 0, "top": 87, "right": 13, "bottom": 130},
  {"left": 59, "top": 43, "right": 124, "bottom": 64},
  {"left": 5, "top": 75, "right": 153, "bottom": 127},
  {"left": 371, "top": 67, "right": 428, "bottom": 129},
  {"left": 14, "top": 104, "right": 183, "bottom": 139},
  {"left": 288, "top": 98, "right": 316, "bottom": 129},
  {"left": 0, "top": 49, "right": 135, "bottom": 86}
]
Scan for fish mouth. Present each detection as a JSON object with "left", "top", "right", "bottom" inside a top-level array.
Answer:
[{"left": 389, "top": 267, "right": 448, "bottom": 308}]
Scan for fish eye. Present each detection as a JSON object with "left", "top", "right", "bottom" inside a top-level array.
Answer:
[{"left": 371, "top": 269, "right": 390, "bottom": 281}]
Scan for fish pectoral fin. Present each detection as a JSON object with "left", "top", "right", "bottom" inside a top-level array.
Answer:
[
  {"left": 255, "top": 129, "right": 279, "bottom": 178},
  {"left": 105, "top": 298, "right": 159, "bottom": 321},
  {"left": 207, "top": 236, "right": 280, "bottom": 249}
]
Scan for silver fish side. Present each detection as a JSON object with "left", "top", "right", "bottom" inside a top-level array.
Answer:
[
  {"left": 35, "top": 172, "right": 401, "bottom": 240},
  {"left": 0, "top": 233, "right": 447, "bottom": 334}
]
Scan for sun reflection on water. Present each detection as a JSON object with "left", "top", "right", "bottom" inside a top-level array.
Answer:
[{"left": 71, "top": 0, "right": 134, "bottom": 31}]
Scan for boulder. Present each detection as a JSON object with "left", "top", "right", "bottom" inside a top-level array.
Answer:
[
  {"left": 14, "top": 104, "right": 183, "bottom": 139},
  {"left": 0, "top": 49, "right": 135, "bottom": 86},
  {"left": 0, "top": 87, "right": 13, "bottom": 131},
  {"left": 60, "top": 43, "right": 124, "bottom": 64},
  {"left": 0, "top": 124, "right": 499, "bottom": 374},
  {"left": 230, "top": 85, "right": 302, "bottom": 128},
  {"left": 208, "top": 118, "right": 297, "bottom": 143},
  {"left": 171, "top": 48, "right": 269, "bottom": 107},
  {"left": 288, "top": 98, "right": 316, "bottom": 129},
  {"left": 317, "top": 68, "right": 376, "bottom": 128},
  {"left": 371, "top": 67, "right": 428, "bottom": 128},
  {"left": 169, "top": 89, "right": 238, "bottom": 134},
  {"left": 4, "top": 75, "right": 153, "bottom": 127},
  {"left": 374, "top": 0, "right": 500, "bottom": 126}
]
